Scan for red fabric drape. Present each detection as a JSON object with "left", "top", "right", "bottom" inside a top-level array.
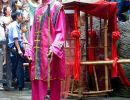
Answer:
[
  {"left": 64, "top": 1, "right": 118, "bottom": 32},
  {"left": 71, "top": 7, "right": 80, "bottom": 81},
  {"left": 88, "top": 30, "right": 96, "bottom": 74},
  {"left": 111, "top": 31, "right": 120, "bottom": 77},
  {"left": 64, "top": 1, "right": 118, "bottom": 31},
  {"left": 87, "top": 16, "right": 96, "bottom": 74},
  {"left": 112, "top": 31, "right": 130, "bottom": 87},
  {"left": 118, "top": 64, "right": 130, "bottom": 87}
]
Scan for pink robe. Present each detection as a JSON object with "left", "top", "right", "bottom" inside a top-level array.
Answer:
[
  {"left": 25, "top": 0, "right": 66, "bottom": 81},
  {"left": 25, "top": 0, "right": 66, "bottom": 100}
]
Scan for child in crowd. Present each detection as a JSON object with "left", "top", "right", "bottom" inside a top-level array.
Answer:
[{"left": 20, "top": 22, "right": 28, "bottom": 51}]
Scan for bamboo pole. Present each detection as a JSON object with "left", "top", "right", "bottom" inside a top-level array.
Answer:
[
  {"left": 44, "top": 4, "right": 51, "bottom": 100},
  {"left": 70, "top": 79, "right": 75, "bottom": 93},
  {"left": 78, "top": 9, "right": 82, "bottom": 98},
  {"left": 82, "top": 89, "right": 113, "bottom": 94},
  {"left": 21, "top": 59, "right": 130, "bottom": 66},
  {"left": 80, "top": 59, "right": 130, "bottom": 65},
  {"left": 73, "top": 89, "right": 113, "bottom": 94},
  {"left": 104, "top": 19, "right": 109, "bottom": 90},
  {"left": 93, "top": 66, "right": 99, "bottom": 91},
  {"left": 64, "top": 89, "right": 113, "bottom": 97}
]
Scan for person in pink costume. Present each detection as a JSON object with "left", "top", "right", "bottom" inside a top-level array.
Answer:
[{"left": 24, "top": 0, "right": 66, "bottom": 100}]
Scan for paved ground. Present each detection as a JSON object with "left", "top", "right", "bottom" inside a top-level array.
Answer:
[
  {"left": 0, "top": 88, "right": 31, "bottom": 100},
  {"left": 0, "top": 88, "right": 130, "bottom": 100}
]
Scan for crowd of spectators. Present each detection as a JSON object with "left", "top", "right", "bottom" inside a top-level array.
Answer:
[{"left": 0, "top": 0, "right": 41, "bottom": 91}]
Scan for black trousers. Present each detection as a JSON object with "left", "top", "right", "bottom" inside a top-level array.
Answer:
[{"left": 10, "top": 52, "right": 24, "bottom": 89}]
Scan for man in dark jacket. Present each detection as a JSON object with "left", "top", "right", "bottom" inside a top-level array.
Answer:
[{"left": 111, "top": 0, "right": 130, "bottom": 21}]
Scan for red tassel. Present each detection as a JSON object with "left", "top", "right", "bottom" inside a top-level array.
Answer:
[
  {"left": 71, "top": 30, "right": 80, "bottom": 80},
  {"left": 71, "top": 30, "right": 80, "bottom": 39},
  {"left": 111, "top": 31, "right": 120, "bottom": 77},
  {"left": 71, "top": 7, "right": 80, "bottom": 80}
]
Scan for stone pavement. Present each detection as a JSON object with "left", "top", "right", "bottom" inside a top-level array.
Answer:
[
  {"left": 0, "top": 89, "right": 31, "bottom": 100},
  {"left": 0, "top": 88, "right": 130, "bottom": 100}
]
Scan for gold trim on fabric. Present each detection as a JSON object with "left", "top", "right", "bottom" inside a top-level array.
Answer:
[
  {"left": 34, "top": 39, "right": 40, "bottom": 42},
  {"left": 34, "top": 46, "right": 40, "bottom": 48},
  {"left": 35, "top": 31, "right": 40, "bottom": 34}
]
